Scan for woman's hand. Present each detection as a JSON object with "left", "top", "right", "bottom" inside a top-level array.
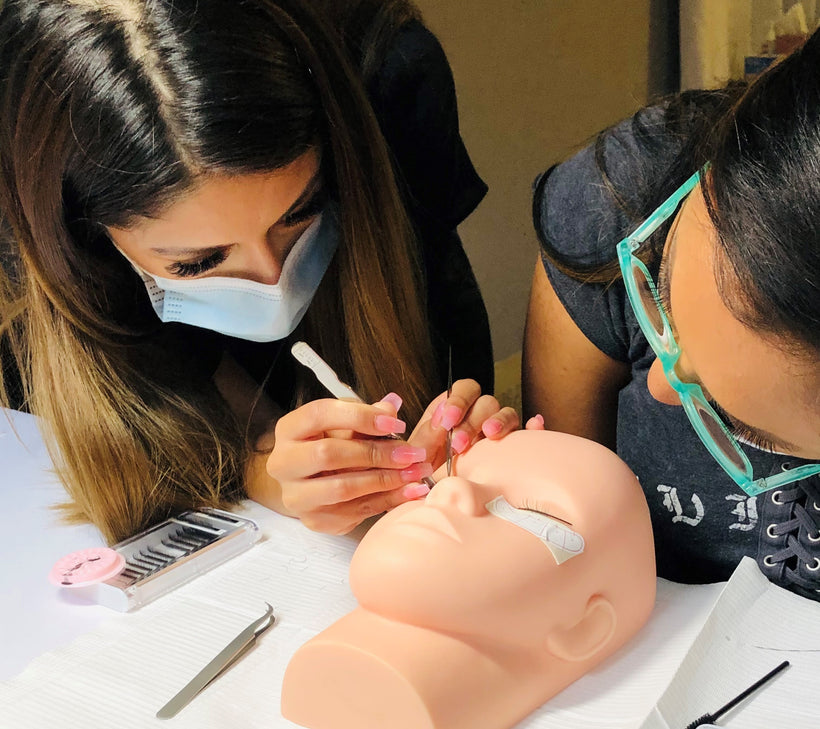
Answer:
[
  {"left": 408, "top": 378, "right": 520, "bottom": 470},
  {"left": 263, "top": 395, "right": 433, "bottom": 535}
]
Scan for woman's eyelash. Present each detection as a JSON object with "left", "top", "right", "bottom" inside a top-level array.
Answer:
[
  {"left": 709, "top": 400, "right": 778, "bottom": 453},
  {"left": 167, "top": 249, "right": 228, "bottom": 277},
  {"left": 731, "top": 426, "right": 778, "bottom": 453},
  {"left": 657, "top": 256, "right": 672, "bottom": 312}
]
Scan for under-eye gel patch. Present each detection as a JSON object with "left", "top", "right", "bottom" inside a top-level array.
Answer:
[{"left": 485, "top": 496, "right": 584, "bottom": 564}]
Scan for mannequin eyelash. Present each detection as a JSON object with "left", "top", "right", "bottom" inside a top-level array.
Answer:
[{"left": 518, "top": 499, "right": 573, "bottom": 526}]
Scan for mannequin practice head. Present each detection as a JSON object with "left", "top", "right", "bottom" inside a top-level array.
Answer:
[{"left": 282, "top": 430, "right": 656, "bottom": 729}]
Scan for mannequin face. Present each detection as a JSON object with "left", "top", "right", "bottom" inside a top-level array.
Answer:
[
  {"left": 349, "top": 431, "right": 643, "bottom": 642},
  {"left": 283, "top": 432, "right": 656, "bottom": 729},
  {"left": 351, "top": 477, "right": 575, "bottom": 638}
]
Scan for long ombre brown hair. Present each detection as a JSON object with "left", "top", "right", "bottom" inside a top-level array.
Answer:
[{"left": 0, "top": 0, "right": 437, "bottom": 543}]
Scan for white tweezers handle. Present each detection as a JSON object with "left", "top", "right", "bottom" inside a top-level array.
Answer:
[{"left": 291, "top": 341, "right": 363, "bottom": 402}]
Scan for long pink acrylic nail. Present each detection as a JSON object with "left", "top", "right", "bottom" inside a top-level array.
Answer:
[
  {"left": 527, "top": 414, "right": 545, "bottom": 429},
  {"left": 482, "top": 419, "right": 503, "bottom": 437},
  {"left": 380, "top": 392, "right": 403, "bottom": 412},
  {"left": 391, "top": 446, "right": 426, "bottom": 464},
  {"left": 451, "top": 430, "right": 471, "bottom": 454},
  {"left": 375, "top": 414, "right": 406, "bottom": 434},
  {"left": 400, "top": 462, "right": 434, "bottom": 481},
  {"left": 440, "top": 405, "right": 463, "bottom": 431},
  {"left": 402, "top": 482, "right": 431, "bottom": 500}
]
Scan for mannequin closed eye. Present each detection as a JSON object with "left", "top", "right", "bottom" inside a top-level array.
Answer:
[
  {"left": 518, "top": 499, "right": 573, "bottom": 526},
  {"left": 485, "top": 497, "right": 585, "bottom": 562}
]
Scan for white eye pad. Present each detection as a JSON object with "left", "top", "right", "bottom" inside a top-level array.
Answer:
[{"left": 485, "top": 496, "right": 585, "bottom": 564}]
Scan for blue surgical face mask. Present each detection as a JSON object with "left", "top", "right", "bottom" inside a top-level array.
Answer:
[{"left": 119, "top": 210, "right": 338, "bottom": 342}]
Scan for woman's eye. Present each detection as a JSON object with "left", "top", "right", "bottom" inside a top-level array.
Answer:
[
  {"left": 710, "top": 399, "right": 778, "bottom": 453},
  {"left": 730, "top": 425, "right": 778, "bottom": 454},
  {"left": 166, "top": 249, "right": 228, "bottom": 277},
  {"left": 280, "top": 189, "right": 326, "bottom": 227}
]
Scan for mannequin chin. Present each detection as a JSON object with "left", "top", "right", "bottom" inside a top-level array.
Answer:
[{"left": 282, "top": 430, "right": 656, "bottom": 729}]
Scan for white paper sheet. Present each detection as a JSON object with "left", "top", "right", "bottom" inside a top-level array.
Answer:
[{"left": 639, "top": 557, "right": 820, "bottom": 729}]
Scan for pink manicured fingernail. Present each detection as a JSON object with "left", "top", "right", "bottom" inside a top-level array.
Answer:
[
  {"left": 431, "top": 401, "right": 446, "bottom": 429},
  {"left": 402, "top": 482, "right": 431, "bottom": 500},
  {"left": 401, "top": 462, "right": 434, "bottom": 481},
  {"left": 532, "top": 414, "right": 545, "bottom": 428},
  {"left": 440, "top": 405, "right": 463, "bottom": 431},
  {"left": 451, "top": 430, "right": 471, "bottom": 454},
  {"left": 391, "top": 445, "right": 426, "bottom": 464},
  {"left": 375, "top": 414, "right": 406, "bottom": 434},
  {"left": 380, "top": 392, "right": 403, "bottom": 412},
  {"left": 482, "top": 419, "right": 503, "bottom": 437}
]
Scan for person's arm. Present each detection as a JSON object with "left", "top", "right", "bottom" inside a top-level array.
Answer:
[
  {"left": 522, "top": 259, "right": 630, "bottom": 451},
  {"left": 212, "top": 352, "right": 293, "bottom": 514}
]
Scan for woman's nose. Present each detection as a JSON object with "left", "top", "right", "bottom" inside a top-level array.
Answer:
[
  {"left": 425, "top": 476, "right": 484, "bottom": 516},
  {"left": 240, "top": 227, "right": 291, "bottom": 285},
  {"left": 646, "top": 357, "right": 682, "bottom": 406},
  {"left": 247, "top": 239, "right": 283, "bottom": 285}
]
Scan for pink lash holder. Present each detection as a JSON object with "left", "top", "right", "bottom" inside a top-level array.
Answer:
[
  {"left": 49, "top": 547, "right": 126, "bottom": 587},
  {"left": 48, "top": 508, "right": 260, "bottom": 611}
]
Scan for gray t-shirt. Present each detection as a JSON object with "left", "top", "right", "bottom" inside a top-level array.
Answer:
[{"left": 536, "top": 105, "right": 820, "bottom": 600}]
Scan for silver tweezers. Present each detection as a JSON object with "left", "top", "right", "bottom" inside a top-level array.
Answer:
[
  {"left": 445, "top": 346, "right": 453, "bottom": 477},
  {"left": 156, "top": 602, "right": 276, "bottom": 719}
]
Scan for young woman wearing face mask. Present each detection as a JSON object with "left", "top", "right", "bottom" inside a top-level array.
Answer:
[
  {"left": 524, "top": 31, "right": 820, "bottom": 601},
  {"left": 0, "top": 0, "right": 516, "bottom": 543}
]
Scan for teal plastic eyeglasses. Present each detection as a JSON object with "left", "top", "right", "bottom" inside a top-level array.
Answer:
[{"left": 616, "top": 169, "right": 820, "bottom": 496}]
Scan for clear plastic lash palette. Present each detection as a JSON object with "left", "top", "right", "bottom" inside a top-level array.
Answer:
[{"left": 57, "top": 508, "right": 261, "bottom": 612}]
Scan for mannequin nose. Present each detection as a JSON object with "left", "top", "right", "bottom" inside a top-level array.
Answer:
[{"left": 425, "top": 476, "right": 484, "bottom": 516}]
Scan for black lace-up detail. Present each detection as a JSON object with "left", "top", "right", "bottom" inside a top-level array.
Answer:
[{"left": 760, "top": 476, "right": 820, "bottom": 597}]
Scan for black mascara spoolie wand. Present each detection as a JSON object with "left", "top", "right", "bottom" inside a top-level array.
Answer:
[{"left": 682, "top": 660, "right": 789, "bottom": 729}]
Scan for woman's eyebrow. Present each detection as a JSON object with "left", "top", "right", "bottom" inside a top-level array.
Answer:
[{"left": 150, "top": 168, "right": 323, "bottom": 256}]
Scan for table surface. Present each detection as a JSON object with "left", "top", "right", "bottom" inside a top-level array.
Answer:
[
  {"left": 1, "top": 409, "right": 111, "bottom": 680},
  {"left": 0, "top": 408, "right": 727, "bottom": 728}
]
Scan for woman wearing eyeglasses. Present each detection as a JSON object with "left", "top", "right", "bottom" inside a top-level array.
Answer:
[{"left": 524, "top": 31, "right": 820, "bottom": 600}]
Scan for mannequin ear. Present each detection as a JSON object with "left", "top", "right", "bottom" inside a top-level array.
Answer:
[{"left": 546, "top": 595, "right": 617, "bottom": 662}]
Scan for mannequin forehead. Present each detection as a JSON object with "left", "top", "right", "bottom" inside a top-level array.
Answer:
[{"left": 452, "top": 432, "right": 617, "bottom": 525}]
